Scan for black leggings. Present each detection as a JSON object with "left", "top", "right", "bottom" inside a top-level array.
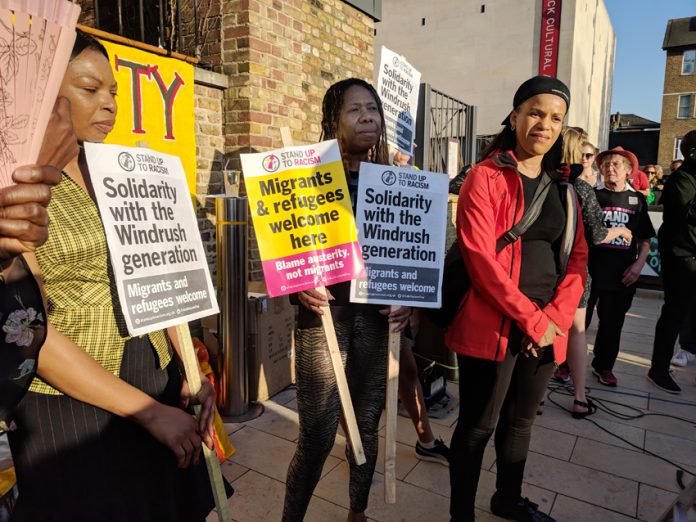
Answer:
[
  {"left": 449, "top": 326, "right": 555, "bottom": 522},
  {"left": 282, "top": 308, "right": 388, "bottom": 520}
]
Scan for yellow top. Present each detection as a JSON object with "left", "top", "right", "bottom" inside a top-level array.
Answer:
[{"left": 30, "top": 174, "right": 171, "bottom": 395}]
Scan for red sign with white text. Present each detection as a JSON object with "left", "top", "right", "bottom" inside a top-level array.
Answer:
[{"left": 538, "top": 0, "right": 562, "bottom": 78}]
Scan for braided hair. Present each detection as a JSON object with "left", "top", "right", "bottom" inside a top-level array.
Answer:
[{"left": 320, "top": 78, "right": 389, "bottom": 169}]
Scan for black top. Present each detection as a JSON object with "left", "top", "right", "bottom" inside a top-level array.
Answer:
[
  {"left": 293, "top": 169, "right": 381, "bottom": 328},
  {"left": 518, "top": 174, "right": 565, "bottom": 307},
  {"left": 589, "top": 187, "right": 655, "bottom": 290},
  {"left": 658, "top": 158, "right": 696, "bottom": 257}
]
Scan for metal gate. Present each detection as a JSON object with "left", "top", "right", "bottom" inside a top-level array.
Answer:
[{"left": 415, "top": 84, "right": 477, "bottom": 175}]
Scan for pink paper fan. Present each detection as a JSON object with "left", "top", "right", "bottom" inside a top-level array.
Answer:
[{"left": 0, "top": 0, "right": 80, "bottom": 187}]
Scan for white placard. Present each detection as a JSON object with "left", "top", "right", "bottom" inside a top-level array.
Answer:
[
  {"left": 377, "top": 46, "right": 421, "bottom": 156},
  {"left": 84, "top": 143, "right": 219, "bottom": 335},
  {"left": 350, "top": 163, "right": 448, "bottom": 308}
]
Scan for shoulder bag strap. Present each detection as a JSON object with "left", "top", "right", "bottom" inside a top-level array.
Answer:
[{"left": 495, "top": 171, "right": 553, "bottom": 252}]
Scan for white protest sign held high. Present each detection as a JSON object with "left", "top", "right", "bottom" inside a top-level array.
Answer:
[
  {"left": 377, "top": 46, "right": 421, "bottom": 156},
  {"left": 350, "top": 163, "right": 448, "bottom": 308},
  {"left": 84, "top": 143, "right": 219, "bottom": 336}
]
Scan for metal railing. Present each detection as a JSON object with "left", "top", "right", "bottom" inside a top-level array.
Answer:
[
  {"left": 92, "top": 0, "right": 209, "bottom": 61},
  {"left": 415, "top": 84, "right": 477, "bottom": 174}
]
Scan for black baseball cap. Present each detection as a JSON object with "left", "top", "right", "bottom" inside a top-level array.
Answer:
[{"left": 501, "top": 76, "right": 571, "bottom": 125}]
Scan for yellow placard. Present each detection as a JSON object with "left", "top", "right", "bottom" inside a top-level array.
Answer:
[
  {"left": 244, "top": 159, "right": 357, "bottom": 259},
  {"left": 99, "top": 39, "right": 196, "bottom": 195},
  {"left": 240, "top": 140, "right": 365, "bottom": 297}
]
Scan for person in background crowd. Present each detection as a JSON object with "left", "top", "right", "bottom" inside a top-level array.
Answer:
[
  {"left": 648, "top": 130, "right": 696, "bottom": 393},
  {"left": 447, "top": 76, "right": 587, "bottom": 522},
  {"left": 626, "top": 156, "right": 650, "bottom": 198},
  {"left": 654, "top": 165, "right": 666, "bottom": 190},
  {"left": 284, "top": 78, "right": 411, "bottom": 522},
  {"left": 552, "top": 129, "right": 632, "bottom": 418},
  {"left": 586, "top": 147, "right": 655, "bottom": 388},
  {"left": 643, "top": 165, "right": 657, "bottom": 204},
  {"left": 391, "top": 146, "right": 450, "bottom": 465},
  {"left": 580, "top": 142, "right": 600, "bottom": 187},
  {"left": 9, "top": 32, "right": 224, "bottom": 521},
  {"left": 670, "top": 159, "right": 683, "bottom": 173}
]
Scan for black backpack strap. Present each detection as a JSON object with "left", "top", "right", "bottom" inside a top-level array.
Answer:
[{"left": 495, "top": 171, "right": 553, "bottom": 252}]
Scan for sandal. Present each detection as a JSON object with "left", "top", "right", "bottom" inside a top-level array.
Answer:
[
  {"left": 536, "top": 400, "right": 544, "bottom": 416},
  {"left": 571, "top": 398, "right": 596, "bottom": 419}
]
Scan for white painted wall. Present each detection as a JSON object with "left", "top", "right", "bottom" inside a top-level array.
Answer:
[{"left": 375, "top": 0, "right": 615, "bottom": 148}]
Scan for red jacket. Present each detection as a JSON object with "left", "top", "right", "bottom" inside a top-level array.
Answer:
[{"left": 445, "top": 151, "right": 588, "bottom": 363}]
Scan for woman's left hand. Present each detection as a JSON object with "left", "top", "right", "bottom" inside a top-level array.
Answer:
[
  {"left": 180, "top": 372, "right": 216, "bottom": 450},
  {"left": 380, "top": 305, "right": 412, "bottom": 333},
  {"left": 621, "top": 262, "right": 642, "bottom": 287}
]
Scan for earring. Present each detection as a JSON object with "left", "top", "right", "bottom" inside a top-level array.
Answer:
[{"left": 510, "top": 125, "right": 516, "bottom": 131}]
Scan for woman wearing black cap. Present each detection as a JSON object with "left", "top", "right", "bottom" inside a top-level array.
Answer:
[{"left": 446, "top": 77, "right": 588, "bottom": 522}]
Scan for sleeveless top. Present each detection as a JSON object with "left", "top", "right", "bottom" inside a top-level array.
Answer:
[{"left": 30, "top": 174, "right": 171, "bottom": 395}]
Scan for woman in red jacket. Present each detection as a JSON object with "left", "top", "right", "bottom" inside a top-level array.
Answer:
[{"left": 446, "top": 77, "right": 587, "bottom": 522}]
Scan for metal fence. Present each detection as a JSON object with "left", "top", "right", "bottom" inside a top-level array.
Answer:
[
  {"left": 415, "top": 84, "right": 476, "bottom": 175},
  {"left": 92, "top": 0, "right": 203, "bottom": 59}
]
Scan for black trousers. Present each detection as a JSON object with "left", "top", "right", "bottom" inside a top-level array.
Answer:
[
  {"left": 449, "top": 326, "right": 555, "bottom": 522},
  {"left": 651, "top": 253, "right": 696, "bottom": 375},
  {"left": 586, "top": 285, "right": 636, "bottom": 372}
]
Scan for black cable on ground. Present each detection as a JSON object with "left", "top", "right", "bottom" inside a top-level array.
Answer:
[{"left": 544, "top": 382, "right": 696, "bottom": 478}]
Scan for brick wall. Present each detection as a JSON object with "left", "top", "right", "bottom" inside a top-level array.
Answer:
[
  {"left": 658, "top": 48, "right": 696, "bottom": 167},
  {"left": 71, "top": 0, "right": 377, "bottom": 282},
  {"left": 221, "top": 0, "right": 376, "bottom": 280},
  {"left": 193, "top": 72, "right": 229, "bottom": 278}
]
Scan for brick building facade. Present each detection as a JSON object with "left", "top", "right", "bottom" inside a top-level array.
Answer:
[
  {"left": 658, "top": 17, "right": 696, "bottom": 167},
  {"left": 75, "top": 0, "right": 379, "bottom": 280}
]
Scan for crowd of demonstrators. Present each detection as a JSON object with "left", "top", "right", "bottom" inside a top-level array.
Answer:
[
  {"left": 585, "top": 147, "right": 655, "bottom": 388},
  {"left": 283, "top": 78, "right": 411, "bottom": 522},
  {"left": 390, "top": 147, "right": 450, "bottom": 466},
  {"left": 648, "top": 130, "right": 696, "bottom": 394},
  {"left": 551, "top": 128, "right": 632, "bottom": 418},
  {"left": 6, "top": 32, "right": 227, "bottom": 521},
  {"left": 446, "top": 76, "right": 587, "bottom": 522}
]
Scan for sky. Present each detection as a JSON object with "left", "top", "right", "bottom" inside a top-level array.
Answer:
[{"left": 605, "top": 0, "right": 695, "bottom": 122}]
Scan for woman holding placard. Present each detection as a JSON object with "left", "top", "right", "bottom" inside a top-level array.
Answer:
[
  {"left": 283, "top": 78, "right": 411, "bottom": 522},
  {"left": 7, "top": 32, "right": 221, "bottom": 521},
  {"left": 446, "top": 77, "right": 588, "bottom": 522}
]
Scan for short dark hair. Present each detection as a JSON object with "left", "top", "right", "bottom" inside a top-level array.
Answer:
[{"left": 71, "top": 30, "right": 109, "bottom": 61}]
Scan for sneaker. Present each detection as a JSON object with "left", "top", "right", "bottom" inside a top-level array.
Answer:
[
  {"left": 490, "top": 493, "right": 556, "bottom": 522},
  {"left": 671, "top": 349, "right": 695, "bottom": 367},
  {"left": 552, "top": 365, "right": 570, "bottom": 383},
  {"left": 647, "top": 370, "right": 681, "bottom": 394},
  {"left": 592, "top": 368, "right": 618, "bottom": 387},
  {"left": 415, "top": 437, "right": 450, "bottom": 465}
]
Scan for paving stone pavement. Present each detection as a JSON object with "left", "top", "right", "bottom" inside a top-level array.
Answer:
[
  {"left": 212, "top": 288, "right": 696, "bottom": 521},
  {"left": 1, "top": 289, "right": 693, "bottom": 521}
]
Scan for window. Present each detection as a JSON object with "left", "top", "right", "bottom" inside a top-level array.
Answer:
[
  {"left": 677, "top": 94, "right": 692, "bottom": 118},
  {"left": 675, "top": 137, "right": 684, "bottom": 161},
  {"left": 683, "top": 49, "right": 696, "bottom": 75}
]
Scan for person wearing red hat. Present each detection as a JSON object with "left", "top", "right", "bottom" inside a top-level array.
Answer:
[{"left": 585, "top": 147, "right": 655, "bottom": 387}]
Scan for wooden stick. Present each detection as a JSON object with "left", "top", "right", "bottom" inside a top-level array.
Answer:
[
  {"left": 175, "top": 324, "right": 231, "bottom": 522},
  {"left": 384, "top": 305, "right": 401, "bottom": 503},
  {"left": 279, "top": 128, "right": 365, "bottom": 464},
  {"left": 316, "top": 286, "right": 366, "bottom": 465}
]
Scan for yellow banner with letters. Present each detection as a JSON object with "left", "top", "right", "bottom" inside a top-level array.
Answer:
[{"left": 99, "top": 39, "right": 196, "bottom": 195}]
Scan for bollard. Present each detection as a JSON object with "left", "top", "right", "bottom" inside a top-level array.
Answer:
[{"left": 214, "top": 195, "right": 263, "bottom": 421}]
